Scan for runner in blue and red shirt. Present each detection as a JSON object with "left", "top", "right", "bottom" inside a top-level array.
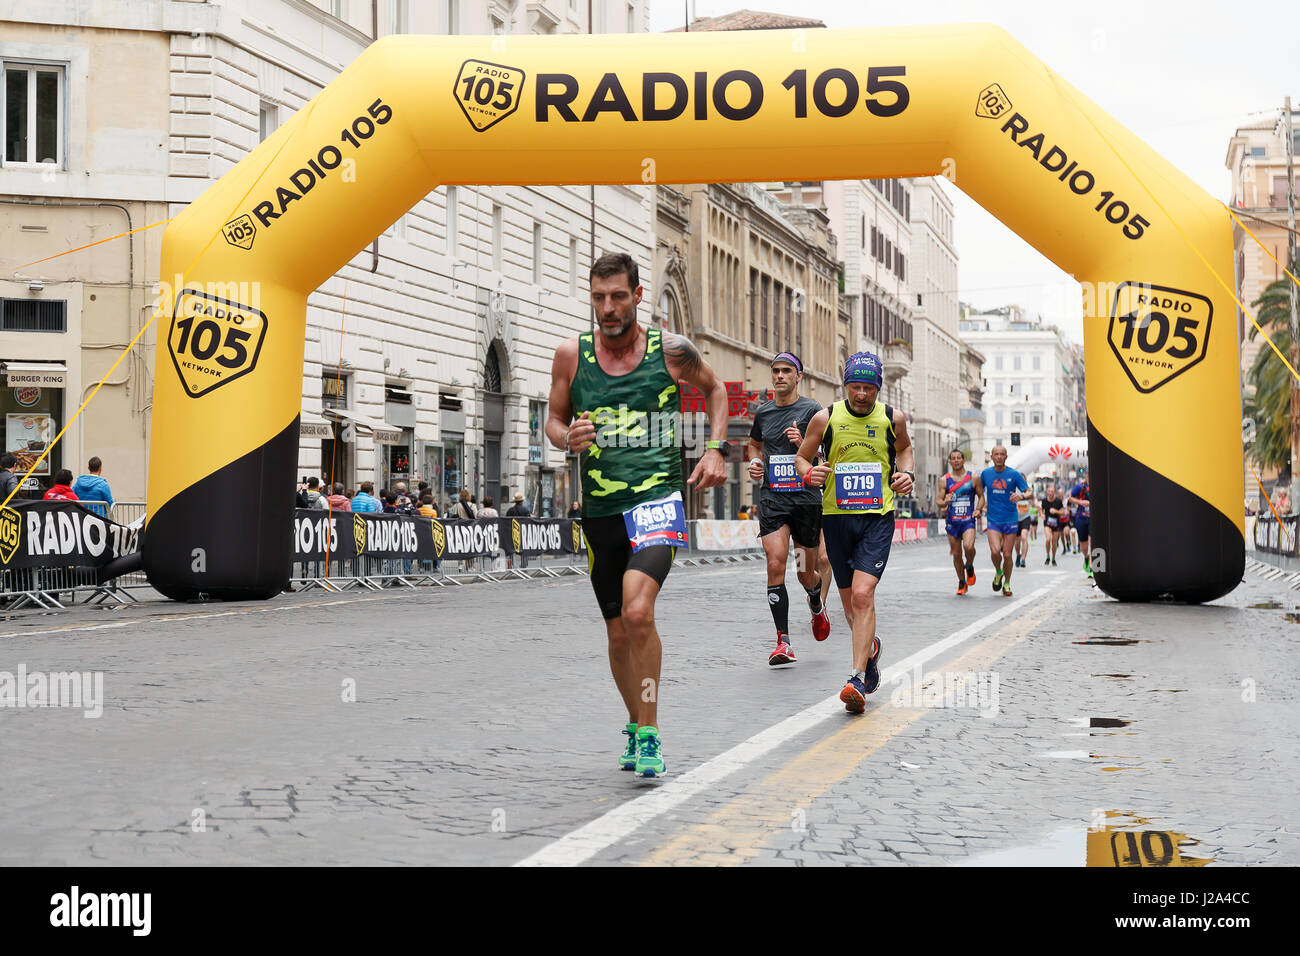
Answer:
[
  {"left": 937, "top": 449, "right": 985, "bottom": 596},
  {"left": 1069, "top": 468, "right": 1093, "bottom": 578}
]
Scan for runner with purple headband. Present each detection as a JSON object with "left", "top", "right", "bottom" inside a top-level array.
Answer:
[
  {"left": 745, "top": 351, "right": 834, "bottom": 667},
  {"left": 793, "top": 351, "right": 916, "bottom": 714}
]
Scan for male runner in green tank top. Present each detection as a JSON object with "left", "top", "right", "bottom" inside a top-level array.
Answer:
[
  {"left": 794, "top": 352, "right": 915, "bottom": 714},
  {"left": 546, "top": 253, "right": 728, "bottom": 777}
]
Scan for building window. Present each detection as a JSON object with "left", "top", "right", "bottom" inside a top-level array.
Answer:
[
  {"left": 390, "top": 0, "right": 408, "bottom": 33},
  {"left": 1032, "top": 355, "right": 1041, "bottom": 371},
  {"left": 3, "top": 62, "right": 64, "bottom": 166},
  {"left": 330, "top": 0, "right": 345, "bottom": 19},
  {"left": 491, "top": 203, "right": 503, "bottom": 272},
  {"left": 1013, "top": 355, "right": 1022, "bottom": 371},
  {"left": 1031, "top": 411, "right": 1042, "bottom": 425},
  {"left": 259, "top": 103, "right": 277, "bottom": 143},
  {"left": 491, "top": 14, "right": 505, "bottom": 34},
  {"left": 322, "top": 372, "right": 349, "bottom": 409},
  {"left": 1012, "top": 410, "right": 1023, "bottom": 426},
  {"left": 532, "top": 222, "right": 543, "bottom": 284},
  {"left": 627, "top": 2, "right": 636, "bottom": 32},
  {"left": 569, "top": 236, "right": 579, "bottom": 296},
  {"left": 995, "top": 355, "right": 1003, "bottom": 371},
  {"left": 446, "top": 0, "right": 460, "bottom": 34},
  {"left": 445, "top": 185, "right": 458, "bottom": 257},
  {"left": 0, "top": 298, "right": 66, "bottom": 332}
]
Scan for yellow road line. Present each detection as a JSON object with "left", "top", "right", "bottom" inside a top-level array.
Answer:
[{"left": 640, "top": 592, "right": 1070, "bottom": 865}]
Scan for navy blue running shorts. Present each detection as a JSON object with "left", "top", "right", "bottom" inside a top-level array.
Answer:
[{"left": 821, "top": 512, "right": 895, "bottom": 589}]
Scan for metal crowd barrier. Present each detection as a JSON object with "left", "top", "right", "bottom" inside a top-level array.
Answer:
[
  {"left": 0, "top": 565, "right": 141, "bottom": 610},
  {"left": 1253, "top": 514, "right": 1298, "bottom": 558}
]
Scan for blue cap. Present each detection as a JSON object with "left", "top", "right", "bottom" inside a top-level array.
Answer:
[{"left": 843, "top": 351, "right": 883, "bottom": 387}]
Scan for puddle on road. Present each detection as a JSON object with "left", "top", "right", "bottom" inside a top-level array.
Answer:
[
  {"left": 1089, "top": 718, "right": 1131, "bottom": 728},
  {"left": 1092, "top": 673, "right": 1135, "bottom": 679},
  {"left": 1087, "top": 812, "right": 1212, "bottom": 867},
  {"left": 956, "top": 827, "right": 1083, "bottom": 867},
  {"left": 1073, "top": 635, "right": 1144, "bottom": 646}
]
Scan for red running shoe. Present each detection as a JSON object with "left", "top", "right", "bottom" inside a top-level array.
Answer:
[
  {"left": 965, "top": 564, "right": 976, "bottom": 586},
  {"left": 768, "top": 638, "right": 796, "bottom": 666},
  {"left": 810, "top": 605, "right": 831, "bottom": 642},
  {"left": 957, "top": 581, "right": 968, "bottom": 595}
]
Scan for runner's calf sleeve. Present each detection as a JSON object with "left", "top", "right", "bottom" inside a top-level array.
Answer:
[
  {"left": 805, "top": 578, "right": 822, "bottom": 613},
  {"left": 767, "top": 584, "right": 790, "bottom": 635}
]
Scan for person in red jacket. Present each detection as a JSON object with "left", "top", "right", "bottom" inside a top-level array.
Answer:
[{"left": 44, "top": 468, "right": 79, "bottom": 501}]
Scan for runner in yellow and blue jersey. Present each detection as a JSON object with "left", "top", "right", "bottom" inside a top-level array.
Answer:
[{"left": 795, "top": 352, "right": 915, "bottom": 714}]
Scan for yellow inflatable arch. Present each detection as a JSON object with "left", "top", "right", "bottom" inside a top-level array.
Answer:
[{"left": 144, "top": 24, "right": 1243, "bottom": 604}]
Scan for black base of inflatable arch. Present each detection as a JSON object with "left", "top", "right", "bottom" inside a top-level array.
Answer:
[
  {"left": 1089, "top": 419, "right": 1243, "bottom": 604},
  {"left": 142, "top": 418, "right": 297, "bottom": 602}
]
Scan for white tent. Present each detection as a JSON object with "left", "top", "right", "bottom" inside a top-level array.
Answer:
[{"left": 1007, "top": 436, "right": 1088, "bottom": 475}]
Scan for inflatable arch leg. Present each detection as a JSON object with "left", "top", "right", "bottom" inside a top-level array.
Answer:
[{"left": 144, "top": 24, "right": 1243, "bottom": 603}]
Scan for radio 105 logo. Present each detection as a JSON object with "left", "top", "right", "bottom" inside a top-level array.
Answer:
[
  {"left": 168, "top": 290, "right": 268, "bottom": 398},
  {"left": 1108, "top": 283, "right": 1212, "bottom": 393}
]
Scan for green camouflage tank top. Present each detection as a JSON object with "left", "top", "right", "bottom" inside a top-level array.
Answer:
[{"left": 569, "top": 328, "right": 683, "bottom": 518}]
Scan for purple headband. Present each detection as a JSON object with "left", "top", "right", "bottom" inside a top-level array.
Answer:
[{"left": 771, "top": 352, "right": 803, "bottom": 373}]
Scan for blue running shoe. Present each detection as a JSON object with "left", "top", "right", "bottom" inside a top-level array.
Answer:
[{"left": 864, "top": 636, "right": 883, "bottom": 694}]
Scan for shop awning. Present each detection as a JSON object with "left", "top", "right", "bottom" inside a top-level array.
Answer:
[
  {"left": 321, "top": 407, "right": 375, "bottom": 435},
  {"left": 3, "top": 362, "right": 67, "bottom": 387}
]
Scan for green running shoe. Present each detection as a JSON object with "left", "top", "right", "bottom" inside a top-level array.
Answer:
[
  {"left": 634, "top": 726, "right": 666, "bottom": 778},
  {"left": 619, "top": 722, "right": 638, "bottom": 771},
  {"left": 992, "top": 569, "right": 1003, "bottom": 592}
]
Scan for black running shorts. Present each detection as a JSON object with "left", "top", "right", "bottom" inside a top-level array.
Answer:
[
  {"left": 758, "top": 496, "right": 823, "bottom": 549},
  {"left": 581, "top": 513, "right": 675, "bottom": 621}
]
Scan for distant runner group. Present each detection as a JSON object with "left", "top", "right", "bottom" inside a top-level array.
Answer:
[{"left": 549, "top": 252, "right": 1088, "bottom": 780}]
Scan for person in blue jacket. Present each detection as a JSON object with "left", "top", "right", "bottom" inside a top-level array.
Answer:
[{"left": 71, "top": 456, "right": 114, "bottom": 518}]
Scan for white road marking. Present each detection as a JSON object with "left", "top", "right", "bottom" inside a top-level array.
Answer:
[{"left": 515, "top": 575, "right": 1068, "bottom": 867}]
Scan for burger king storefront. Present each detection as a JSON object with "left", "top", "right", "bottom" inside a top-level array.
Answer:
[{"left": 1, "top": 362, "right": 67, "bottom": 497}]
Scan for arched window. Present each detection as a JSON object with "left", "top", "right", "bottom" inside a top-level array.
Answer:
[
  {"left": 484, "top": 345, "right": 502, "bottom": 393},
  {"left": 657, "top": 286, "right": 683, "bottom": 336}
]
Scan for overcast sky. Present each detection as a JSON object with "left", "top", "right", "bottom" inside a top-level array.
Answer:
[{"left": 649, "top": 0, "right": 1298, "bottom": 344}]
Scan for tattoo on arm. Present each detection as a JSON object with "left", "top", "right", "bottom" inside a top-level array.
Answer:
[{"left": 664, "top": 333, "right": 703, "bottom": 379}]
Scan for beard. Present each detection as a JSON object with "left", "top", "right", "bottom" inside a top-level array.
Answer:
[{"left": 597, "top": 312, "right": 635, "bottom": 341}]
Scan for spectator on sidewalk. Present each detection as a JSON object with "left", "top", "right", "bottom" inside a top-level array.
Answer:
[
  {"left": 453, "top": 489, "right": 476, "bottom": 520},
  {"left": 72, "top": 456, "right": 113, "bottom": 517},
  {"left": 0, "top": 453, "right": 20, "bottom": 503},
  {"left": 393, "top": 482, "right": 415, "bottom": 515},
  {"left": 566, "top": 500, "right": 581, "bottom": 518},
  {"left": 418, "top": 494, "right": 439, "bottom": 518},
  {"left": 477, "top": 495, "right": 499, "bottom": 519},
  {"left": 298, "top": 477, "right": 327, "bottom": 510},
  {"left": 351, "top": 482, "right": 381, "bottom": 513},
  {"left": 44, "top": 469, "right": 79, "bottom": 501},
  {"left": 381, "top": 491, "right": 397, "bottom": 514},
  {"left": 326, "top": 481, "right": 353, "bottom": 511},
  {"left": 507, "top": 493, "right": 530, "bottom": 517}
]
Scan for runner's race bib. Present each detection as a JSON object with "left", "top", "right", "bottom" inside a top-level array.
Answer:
[
  {"left": 834, "top": 462, "right": 883, "bottom": 510},
  {"left": 1016, "top": 499, "right": 1031, "bottom": 520},
  {"left": 623, "top": 491, "right": 689, "bottom": 553},
  {"left": 767, "top": 454, "right": 803, "bottom": 492},
  {"left": 949, "top": 496, "right": 972, "bottom": 519}
]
